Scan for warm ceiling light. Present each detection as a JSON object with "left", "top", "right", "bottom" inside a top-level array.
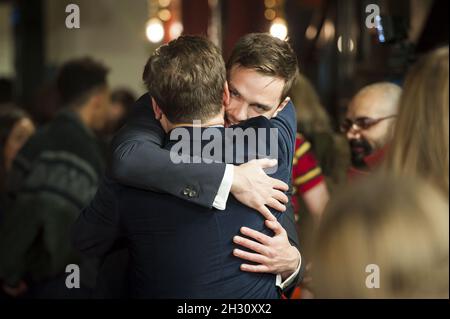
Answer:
[
  {"left": 264, "top": 0, "right": 276, "bottom": 8},
  {"left": 158, "top": 0, "right": 171, "bottom": 8},
  {"left": 305, "top": 25, "right": 318, "bottom": 40},
  {"left": 169, "top": 21, "right": 183, "bottom": 40},
  {"left": 270, "top": 18, "right": 288, "bottom": 40},
  {"left": 337, "top": 35, "right": 355, "bottom": 53},
  {"left": 146, "top": 18, "right": 164, "bottom": 43},
  {"left": 265, "top": 9, "right": 276, "bottom": 20},
  {"left": 158, "top": 9, "right": 172, "bottom": 21}
]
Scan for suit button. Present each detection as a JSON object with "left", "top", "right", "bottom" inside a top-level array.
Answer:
[
  {"left": 183, "top": 187, "right": 191, "bottom": 196},
  {"left": 188, "top": 189, "right": 197, "bottom": 198}
]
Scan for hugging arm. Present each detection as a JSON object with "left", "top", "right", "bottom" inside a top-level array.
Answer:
[
  {"left": 109, "top": 94, "right": 288, "bottom": 217},
  {"left": 110, "top": 94, "right": 227, "bottom": 208},
  {"left": 233, "top": 102, "right": 303, "bottom": 292}
]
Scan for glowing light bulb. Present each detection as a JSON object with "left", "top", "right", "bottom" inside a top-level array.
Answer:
[
  {"left": 158, "top": 0, "right": 171, "bottom": 7},
  {"left": 305, "top": 25, "right": 318, "bottom": 40},
  {"left": 337, "top": 36, "right": 355, "bottom": 53},
  {"left": 265, "top": 9, "right": 276, "bottom": 20},
  {"left": 169, "top": 21, "right": 183, "bottom": 39},
  {"left": 270, "top": 18, "right": 288, "bottom": 40},
  {"left": 158, "top": 9, "right": 172, "bottom": 22},
  {"left": 146, "top": 18, "right": 164, "bottom": 43},
  {"left": 264, "top": 0, "right": 276, "bottom": 8}
]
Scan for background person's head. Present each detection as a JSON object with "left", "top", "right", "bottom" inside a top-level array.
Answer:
[
  {"left": 57, "top": 57, "right": 111, "bottom": 132},
  {"left": 105, "top": 88, "right": 136, "bottom": 134},
  {"left": 225, "top": 33, "right": 299, "bottom": 125},
  {"left": 313, "top": 174, "right": 449, "bottom": 299},
  {"left": 343, "top": 83, "right": 402, "bottom": 168},
  {"left": 143, "top": 35, "right": 227, "bottom": 132},
  {"left": 0, "top": 105, "right": 35, "bottom": 194},
  {"left": 0, "top": 105, "right": 35, "bottom": 172},
  {"left": 386, "top": 47, "right": 449, "bottom": 196},
  {"left": 289, "top": 73, "right": 332, "bottom": 136}
]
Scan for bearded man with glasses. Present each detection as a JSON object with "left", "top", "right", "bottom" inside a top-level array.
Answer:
[{"left": 342, "top": 82, "right": 402, "bottom": 176}]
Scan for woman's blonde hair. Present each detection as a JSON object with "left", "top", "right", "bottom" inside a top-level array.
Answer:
[
  {"left": 313, "top": 174, "right": 449, "bottom": 299},
  {"left": 385, "top": 47, "right": 449, "bottom": 195},
  {"left": 289, "top": 73, "right": 332, "bottom": 135}
]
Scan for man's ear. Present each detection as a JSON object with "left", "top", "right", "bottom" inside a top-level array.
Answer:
[
  {"left": 151, "top": 97, "right": 162, "bottom": 120},
  {"left": 223, "top": 81, "right": 230, "bottom": 108},
  {"left": 273, "top": 97, "right": 290, "bottom": 118}
]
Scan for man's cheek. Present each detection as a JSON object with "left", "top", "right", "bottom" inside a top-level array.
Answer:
[
  {"left": 362, "top": 135, "right": 376, "bottom": 151},
  {"left": 225, "top": 101, "right": 238, "bottom": 116},
  {"left": 247, "top": 108, "right": 266, "bottom": 119},
  {"left": 267, "top": 109, "right": 278, "bottom": 119}
]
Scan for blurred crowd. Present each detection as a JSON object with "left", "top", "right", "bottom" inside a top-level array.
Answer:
[{"left": 0, "top": 40, "right": 448, "bottom": 299}]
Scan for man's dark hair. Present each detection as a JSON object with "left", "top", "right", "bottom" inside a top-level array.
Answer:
[
  {"left": 111, "top": 88, "right": 136, "bottom": 111},
  {"left": 143, "top": 35, "right": 226, "bottom": 123},
  {"left": 111, "top": 88, "right": 136, "bottom": 128},
  {"left": 57, "top": 57, "right": 109, "bottom": 107},
  {"left": 227, "top": 33, "right": 299, "bottom": 101},
  {"left": 0, "top": 104, "right": 31, "bottom": 194}
]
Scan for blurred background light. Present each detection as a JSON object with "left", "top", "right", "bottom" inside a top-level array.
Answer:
[
  {"left": 305, "top": 25, "right": 318, "bottom": 40},
  {"left": 322, "top": 19, "right": 335, "bottom": 41},
  {"left": 264, "top": 9, "right": 276, "bottom": 21},
  {"left": 270, "top": 18, "right": 288, "bottom": 40},
  {"left": 337, "top": 35, "right": 355, "bottom": 53},
  {"left": 158, "top": 0, "right": 171, "bottom": 8},
  {"left": 146, "top": 18, "right": 164, "bottom": 43},
  {"left": 169, "top": 21, "right": 183, "bottom": 39},
  {"left": 375, "top": 15, "right": 386, "bottom": 43},
  {"left": 264, "top": 0, "right": 276, "bottom": 9},
  {"left": 158, "top": 9, "right": 172, "bottom": 21}
]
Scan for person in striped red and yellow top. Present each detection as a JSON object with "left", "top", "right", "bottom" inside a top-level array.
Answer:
[{"left": 291, "top": 133, "right": 329, "bottom": 224}]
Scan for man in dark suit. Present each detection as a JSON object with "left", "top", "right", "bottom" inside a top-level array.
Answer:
[{"left": 73, "top": 35, "right": 301, "bottom": 298}]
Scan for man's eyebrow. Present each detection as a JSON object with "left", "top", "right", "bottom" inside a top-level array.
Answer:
[
  {"left": 229, "top": 83, "right": 240, "bottom": 95},
  {"left": 249, "top": 102, "right": 272, "bottom": 111}
]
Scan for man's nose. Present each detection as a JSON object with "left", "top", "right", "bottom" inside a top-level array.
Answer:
[
  {"left": 228, "top": 105, "right": 248, "bottom": 124},
  {"left": 346, "top": 125, "right": 361, "bottom": 140}
]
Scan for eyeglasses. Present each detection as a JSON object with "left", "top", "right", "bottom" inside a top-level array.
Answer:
[{"left": 340, "top": 115, "right": 397, "bottom": 133}]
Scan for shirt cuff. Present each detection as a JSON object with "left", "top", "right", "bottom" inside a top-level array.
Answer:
[
  {"left": 212, "top": 164, "right": 234, "bottom": 210},
  {"left": 276, "top": 248, "right": 302, "bottom": 290}
]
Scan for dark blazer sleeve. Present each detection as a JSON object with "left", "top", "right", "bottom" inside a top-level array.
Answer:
[
  {"left": 72, "top": 176, "right": 122, "bottom": 258},
  {"left": 271, "top": 101, "right": 297, "bottom": 169},
  {"left": 109, "top": 94, "right": 227, "bottom": 209},
  {"left": 271, "top": 102, "right": 304, "bottom": 293}
]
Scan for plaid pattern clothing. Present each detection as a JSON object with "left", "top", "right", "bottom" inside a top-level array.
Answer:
[{"left": 0, "top": 111, "right": 104, "bottom": 290}]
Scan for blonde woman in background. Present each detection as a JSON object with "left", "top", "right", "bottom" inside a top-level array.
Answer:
[
  {"left": 288, "top": 74, "right": 349, "bottom": 299},
  {"left": 290, "top": 73, "right": 350, "bottom": 190},
  {"left": 385, "top": 47, "right": 449, "bottom": 196},
  {"left": 313, "top": 174, "right": 449, "bottom": 299}
]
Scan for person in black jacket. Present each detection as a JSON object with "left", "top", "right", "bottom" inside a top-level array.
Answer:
[
  {"left": 0, "top": 57, "right": 110, "bottom": 298},
  {"left": 0, "top": 105, "right": 35, "bottom": 225}
]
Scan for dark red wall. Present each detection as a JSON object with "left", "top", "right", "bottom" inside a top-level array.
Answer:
[
  {"left": 182, "top": 0, "right": 210, "bottom": 36},
  {"left": 222, "top": 0, "right": 267, "bottom": 59}
]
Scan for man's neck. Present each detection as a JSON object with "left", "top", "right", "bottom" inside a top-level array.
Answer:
[{"left": 169, "top": 113, "right": 225, "bottom": 131}]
